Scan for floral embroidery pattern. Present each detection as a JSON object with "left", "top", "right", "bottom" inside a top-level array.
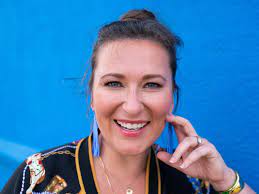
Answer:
[{"left": 26, "top": 153, "right": 46, "bottom": 194}]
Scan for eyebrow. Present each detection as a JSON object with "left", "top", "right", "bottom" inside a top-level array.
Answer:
[{"left": 100, "top": 73, "right": 167, "bottom": 81}]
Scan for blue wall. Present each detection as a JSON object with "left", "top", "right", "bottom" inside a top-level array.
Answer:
[{"left": 1, "top": 0, "right": 258, "bottom": 191}]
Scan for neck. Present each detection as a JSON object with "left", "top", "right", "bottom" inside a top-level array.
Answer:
[{"left": 97, "top": 136, "right": 149, "bottom": 179}]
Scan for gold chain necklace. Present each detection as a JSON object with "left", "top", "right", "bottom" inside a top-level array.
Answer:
[{"left": 98, "top": 156, "right": 144, "bottom": 194}]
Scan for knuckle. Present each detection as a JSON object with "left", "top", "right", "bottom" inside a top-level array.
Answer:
[
  {"left": 184, "top": 159, "right": 191, "bottom": 165},
  {"left": 182, "top": 137, "right": 196, "bottom": 147},
  {"left": 208, "top": 143, "right": 216, "bottom": 150},
  {"left": 196, "top": 148, "right": 204, "bottom": 155},
  {"left": 183, "top": 120, "right": 191, "bottom": 127},
  {"left": 173, "top": 147, "right": 182, "bottom": 157},
  {"left": 184, "top": 136, "right": 193, "bottom": 143},
  {"left": 196, "top": 146, "right": 207, "bottom": 155},
  {"left": 202, "top": 138, "right": 208, "bottom": 143},
  {"left": 180, "top": 137, "right": 190, "bottom": 146}
]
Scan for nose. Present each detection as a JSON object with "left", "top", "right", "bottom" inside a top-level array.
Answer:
[{"left": 122, "top": 89, "right": 144, "bottom": 115}]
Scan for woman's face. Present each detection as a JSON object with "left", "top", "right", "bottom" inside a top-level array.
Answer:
[{"left": 91, "top": 39, "right": 173, "bottom": 155}]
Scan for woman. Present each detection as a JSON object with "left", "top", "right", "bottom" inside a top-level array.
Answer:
[{"left": 2, "top": 9, "right": 255, "bottom": 194}]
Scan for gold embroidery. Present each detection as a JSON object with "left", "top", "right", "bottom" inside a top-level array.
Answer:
[
  {"left": 78, "top": 190, "right": 86, "bottom": 194},
  {"left": 45, "top": 175, "right": 67, "bottom": 193},
  {"left": 75, "top": 139, "right": 87, "bottom": 194},
  {"left": 41, "top": 150, "right": 75, "bottom": 160}
]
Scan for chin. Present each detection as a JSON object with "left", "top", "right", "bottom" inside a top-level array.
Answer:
[{"left": 116, "top": 143, "right": 150, "bottom": 156}]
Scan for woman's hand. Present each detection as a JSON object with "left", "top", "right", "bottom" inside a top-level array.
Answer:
[{"left": 156, "top": 113, "right": 236, "bottom": 191}]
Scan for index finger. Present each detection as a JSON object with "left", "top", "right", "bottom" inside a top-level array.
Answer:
[{"left": 166, "top": 114, "right": 198, "bottom": 136}]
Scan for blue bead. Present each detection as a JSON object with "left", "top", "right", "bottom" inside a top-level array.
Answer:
[{"left": 92, "top": 114, "right": 100, "bottom": 157}]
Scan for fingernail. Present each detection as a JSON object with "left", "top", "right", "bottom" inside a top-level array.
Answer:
[
  {"left": 169, "top": 157, "right": 176, "bottom": 163},
  {"left": 180, "top": 163, "right": 186, "bottom": 168}
]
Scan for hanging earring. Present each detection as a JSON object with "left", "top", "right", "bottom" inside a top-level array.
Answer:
[
  {"left": 166, "top": 123, "right": 174, "bottom": 154},
  {"left": 92, "top": 114, "right": 100, "bottom": 157}
]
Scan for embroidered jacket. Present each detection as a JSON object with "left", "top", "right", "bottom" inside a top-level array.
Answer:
[{"left": 1, "top": 135, "right": 217, "bottom": 194}]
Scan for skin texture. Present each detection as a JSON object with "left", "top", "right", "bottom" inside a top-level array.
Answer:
[
  {"left": 90, "top": 39, "right": 255, "bottom": 194},
  {"left": 91, "top": 39, "right": 173, "bottom": 156}
]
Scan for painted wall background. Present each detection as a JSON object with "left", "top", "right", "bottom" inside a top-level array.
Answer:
[{"left": 0, "top": 0, "right": 258, "bottom": 191}]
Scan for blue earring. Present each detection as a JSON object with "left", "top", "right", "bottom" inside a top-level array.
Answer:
[
  {"left": 166, "top": 123, "right": 174, "bottom": 154},
  {"left": 92, "top": 114, "right": 100, "bottom": 157}
]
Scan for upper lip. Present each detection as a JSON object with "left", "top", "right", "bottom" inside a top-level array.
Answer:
[{"left": 115, "top": 119, "right": 150, "bottom": 124}]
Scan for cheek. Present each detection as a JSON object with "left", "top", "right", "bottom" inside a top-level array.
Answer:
[
  {"left": 142, "top": 90, "right": 173, "bottom": 118},
  {"left": 92, "top": 89, "right": 121, "bottom": 118},
  {"left": 93, "top": 88, "right": 173, "bottom": 120}
]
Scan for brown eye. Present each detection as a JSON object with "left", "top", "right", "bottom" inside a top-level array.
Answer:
[
  {"left": 104, "top": 81, "right": 123, "bottom": 87},
  {"left": 144, "top": 82, "right": 162, "bottom": 88}
]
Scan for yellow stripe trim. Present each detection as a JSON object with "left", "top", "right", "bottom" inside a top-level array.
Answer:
[
  {"left": 75, "top": 138, "right": 86, "bottom": 194},
  {"left": 76, "top": 137, "right": 161, "bottom": 194},
  {"left": 88, "top": 134, "right": 101, "bottom": 193},
  {"left": 145, "top": 149, "right": 151, "bottom": 194},
  {"left": 154, "top": 149, "right": 162, "bottom": 194}
]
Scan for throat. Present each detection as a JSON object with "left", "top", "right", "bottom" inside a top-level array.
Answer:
[
  {"left": 94, "top": 156, "right": 147, "bottom": 194},
  {"left": 97, "top": 138, "right": 149, "bottom": 179}
]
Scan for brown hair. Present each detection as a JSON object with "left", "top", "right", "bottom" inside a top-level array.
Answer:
[{"left": 87, "top": 9, "right": 182, "bottom": 111}]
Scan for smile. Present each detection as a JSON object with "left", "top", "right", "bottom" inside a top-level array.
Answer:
[{"left": 114, "top": 120, "right": 150, "bottom": 131}]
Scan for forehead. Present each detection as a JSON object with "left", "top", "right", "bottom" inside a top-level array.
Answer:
[{"left": 95, "top": 39, "right": 171, "bottom": 76}]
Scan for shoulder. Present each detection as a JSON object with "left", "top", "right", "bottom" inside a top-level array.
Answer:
[
  {"left": 36, "top": 139, "right": 79, "bottom": 165},
  {"left": 1, "top": 138, "right": 85, "bottom": 194}
]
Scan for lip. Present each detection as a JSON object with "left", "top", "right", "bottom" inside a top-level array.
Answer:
[
  {"left": 115, "top": 119, "right": 150, "bottom": 124},
  {"left": 114, "top": 120, "right": 150, "bottom": 137}
]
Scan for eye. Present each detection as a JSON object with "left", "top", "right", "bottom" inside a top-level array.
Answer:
[
  {"left": 104, "top": 81, "right": 123, "bottom": 88},
  {"left": 144, "top": 82, "right": 162, "bottom": 88}
]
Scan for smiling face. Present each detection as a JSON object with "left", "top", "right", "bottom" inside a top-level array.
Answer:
[{"left": 91, "top": 39, "right": 174, "bottom": 155}]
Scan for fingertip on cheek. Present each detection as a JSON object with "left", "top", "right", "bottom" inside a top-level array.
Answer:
[
  {"left": 165, "top": 115, "right": 171, "bottom": 122},
  {"left": 171, "top": 114, "right": 177, "bottom": 121},
  {"left": 166, "top": 113, "right": 174, "bottom": 121}
]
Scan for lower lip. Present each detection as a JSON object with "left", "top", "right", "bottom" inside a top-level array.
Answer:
[{"left": 114, "top": 120, "right": 149, "bottom": 137}]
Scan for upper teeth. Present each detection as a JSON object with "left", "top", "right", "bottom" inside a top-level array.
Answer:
[{"left": 117, "top": 120, "right": 148, "bottom": 130}]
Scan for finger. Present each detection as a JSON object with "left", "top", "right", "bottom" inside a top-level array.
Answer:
[
  {"left": 165, "top": 112, "right": 175, "bottom": 123},
  {"left": 173, "top": 126, "right": 186, "bottom": 143},
  {"left": 180, "top": 144, "right": 214, "bottom": 169},
  {"left": 166, "top": 114, "right": 198, "bottom": 143},
  {"left": 157, "top": 151, "right": 183, "bottom": 167},
  {"left": 166, "top": 114, "right": 186, "bottom": 142},
  {"left": 166, "top": 114, "right": 197, "bottom": 137},
  {"left": 173, "top": 116, "right": 197, "bottom": 136},
  {"left": 169, "top": 136, "right": 199, "bottom": 163}
]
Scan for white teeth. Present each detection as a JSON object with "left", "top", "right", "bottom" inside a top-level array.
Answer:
[{"left": 116, "top": 120, "right": 148, "bottom": 130}]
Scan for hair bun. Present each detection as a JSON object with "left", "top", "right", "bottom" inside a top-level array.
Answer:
[{"left": 120, "top": 9, "right": 156, "bottom": 21}]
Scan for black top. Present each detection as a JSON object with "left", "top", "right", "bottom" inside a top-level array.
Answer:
[{"left": 1, "top": 135, "right": 217, "bottom": 194}]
